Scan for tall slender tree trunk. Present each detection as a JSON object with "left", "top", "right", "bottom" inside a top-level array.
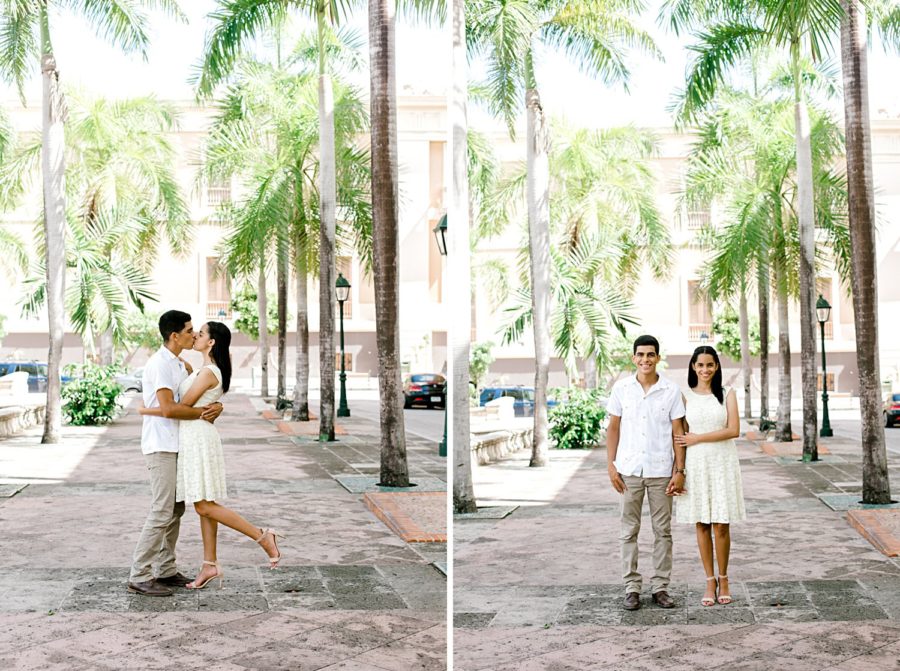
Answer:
[
  {"left": 276, "top": 236, "right": 287, "bottom": 399},
  {"left": 258, "top": 261, "right": 269, "bottom": 398},
  {"left": 758, "top": 262, "right": 770, "bottom": 423},
  {"left": 292, "top": 253, "right": 310, "bottom": 421},
  {"left": 452, "top": 0, "right": 476, "bottom": 513},
  {"left": 584, "top": 357, "right": 598, "bottom": 389},
  {"left": 739, "top": 285, "right": 751, "bottom": 419},
  {"left": 317, "top": 10, "right": 337, "bottom": 441},
  {"left": 370, "top": 0, "right": 408, "bottom": 486},
  {"left": 40, "top": 19, "right": 66, "bottom": 445},
  {"left": 99, "top": 328, "right": 114, "bottom": 366},
  {"left": 791, "top": 42, "right": 819, "bottom": 461},
  {"left": 525, "top": 67, "right": 551, "bottom": 468},
  {"left": 841, "top": 0, "right": 890, "bottom": 503},
  {"left": 775, "top": 260, "right": 793, "bottom": 442}
]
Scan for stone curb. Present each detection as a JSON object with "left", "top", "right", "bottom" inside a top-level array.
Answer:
[{"left": 364, "top": 491, "right": 447, "bottom": 543}]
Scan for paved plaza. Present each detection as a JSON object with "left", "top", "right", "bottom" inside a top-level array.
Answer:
[
  {"left": 454, "top": 420, "right": 900, "bottom": 670},
  {"left": 0, "top": 393, "right": 447, "bottom": 670}
]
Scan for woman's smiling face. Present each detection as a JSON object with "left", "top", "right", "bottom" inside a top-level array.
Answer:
[{"left": 692, "top": 353, "right": 717, "bottom": 381}]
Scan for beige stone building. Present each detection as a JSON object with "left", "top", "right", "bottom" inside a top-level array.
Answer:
[
  {"left": 472, "top": 117, "right": 900, "bottom": 399},
  {"left": 0, "top": 94, "right": 449, "bottom": 387}
]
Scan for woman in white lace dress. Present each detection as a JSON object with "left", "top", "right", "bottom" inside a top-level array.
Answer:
[
  {"left": 674, "top": 345, "right": 745, "bottom": 607},
  {"left": 140, "top": 321, "right": 282, "bottom": 589}
]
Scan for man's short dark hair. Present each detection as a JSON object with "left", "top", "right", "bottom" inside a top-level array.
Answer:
[
  {"left": 633, "top": 335, "right": 660, "bottom": 355},
  {"left": 159, "top": 310, "right": 192, "bottom": 342}
]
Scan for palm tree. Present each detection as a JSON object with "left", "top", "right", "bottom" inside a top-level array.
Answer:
[
  {"left": 0, "top": 0, "right": 185, "bottom": 443},
  {"left": 839, "top": 0, "right": 890, "bottom": 503},
  {"left": 666, "top": 0, "right": 900, "bottom": 460},
  {"left": 203, "top": 57, "right": 371, "bottom": 425},
  {"left": 468, "top": 0, "right": 659, "bottom": 467}
]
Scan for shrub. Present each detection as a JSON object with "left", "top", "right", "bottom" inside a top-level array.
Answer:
[
  {"left": 549, "top": 388, "right": 607, "bottom": 450},
  {"left": 61, "top": 363, "right": 123, "bottom": 426}
]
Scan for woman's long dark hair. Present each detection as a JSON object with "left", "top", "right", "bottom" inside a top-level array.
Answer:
[
  {"left": 687, "top": 345, "right": 724, "bottom": 404},
  {"left": 206, "top": 321, "right": 232, "bottom": 393}
]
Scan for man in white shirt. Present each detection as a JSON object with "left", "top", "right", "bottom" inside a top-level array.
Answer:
[
  {"left": 606, "top": 335, "right": 686, "bottom": 611},
  {"left": 127, "top": 310, "right": 223, "bottom": 597}
]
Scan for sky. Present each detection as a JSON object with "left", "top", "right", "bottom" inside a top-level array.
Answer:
[{"left": 1, "top": 1, "right": 898, "bottom": 130}]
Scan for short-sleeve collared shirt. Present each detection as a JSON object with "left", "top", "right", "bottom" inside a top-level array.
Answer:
[
  {"left": 606, "top": 374, "right": 686, "bottom": 478},
  {"left": 140, "top": 346, "right": 188, "bottom": 455}
]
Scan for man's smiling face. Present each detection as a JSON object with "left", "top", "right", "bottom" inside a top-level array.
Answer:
[{"left": 632, "top": 345, "right": 659, "bottom": 376}]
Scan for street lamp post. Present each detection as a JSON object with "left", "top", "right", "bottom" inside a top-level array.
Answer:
[
  {"left": 336, "top": 273, "right": 351, "bottom": 418},
  {"left": 816, "top": 294, "right": 833, "bottom": 438},
  {"left": 433, "top": 214, "right": 448, "bottom": 458}
]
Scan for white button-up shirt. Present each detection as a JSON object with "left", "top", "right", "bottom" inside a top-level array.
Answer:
[
  {"left": 606, "top": 374, "right": 685, "bottom": 478},
  {"left": 140, "top": 346, "right": 188, "bottom": 455}
]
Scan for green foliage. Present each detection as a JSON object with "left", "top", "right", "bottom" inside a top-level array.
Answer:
[
  {"left": 549, "top": 388, "right": 607, "bottom": 450},
  {"left": 712, "top": 308, "right": 765, "bottom": 361},
  {"left": 0, "top": 313, "right": 6, "bottom": 340},
  {"left": 119, "top": 310, "right": 162, "bottom": 355},
  {"left": 469, "top": 341, "right": 495, "bottom": 390},
  {"left": 61, "top": 363, "right": 123, "bottom": 426},
  {"left": 231, "top": 285, "right": 278, "bottom": 340}
]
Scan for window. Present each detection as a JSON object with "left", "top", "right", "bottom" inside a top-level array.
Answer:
[
  {"left": 687, "top": 280, "right": 712, "bottom": 341},
  {"left": 206, "top": 177, "right": 231, "bottom": 206},
  {"left": 206, "top": 257, "right": 231, "bottom": 318},
  {"left": 817, "top": 373, "right": 835, "bottom": 392},
  {"left": 334, "top": 352, "right": 353, "bottom": 371}
]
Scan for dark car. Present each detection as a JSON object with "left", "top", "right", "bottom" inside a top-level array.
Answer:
[
  {"left": 479, "top": 386, "right": 558, "bottom": 418},
  {"left": 403, "top": 373, "right": 446, "bottom": 409},
  {"left": 885, "top": 393, "right": 900, "bottom": 427},
  {"left": 0, "top": 361, "right": 72, "bottom": 393}
]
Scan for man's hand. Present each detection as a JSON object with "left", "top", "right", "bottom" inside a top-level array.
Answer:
[
  {"left": 200, "top": 402, "right": 223, "bottom": 424},
  {"left": 666, "top": 472, "right": 686, "bottom": 497},
  {"left": 608, "top": 463, "right": 627, "bottom": 494}
]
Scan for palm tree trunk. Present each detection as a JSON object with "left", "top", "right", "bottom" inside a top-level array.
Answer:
[
  {"left": 40, "top": 15, "right": 66, "bottom": 445},
  {"left": 99, "top": 327, "right": 114, "bottom": 366},
  {"left": 292, "top": 252, "right": 310, "bottom": 421},
  {"left": 739, "top": 285, "right": 751, "bottom": 419},
  {"left": 584, "top": 357, "right": 598, "bottom": 389},
  {"left": 317, "top": 11, "right": 337, "bottom": 442},
  {"left": 791, "top": 40, "right": 819, "bottom": 461},
  {"left": 758, "top": 262, "right": 770, "bottom": 423},
  {"left": 841, "top": 0, "right": 890, "bottom": 503},
  {"left": 370, "top": 0, "right": 409, "bottom": 486},
  {"left": 451, "top": 0, "right": 476, "bottom": 514},
  {"left": 276, "top": 235, "right": 287, "bottom": 399},
  {"left": 258, "top": 261, "right": 269, "bottom": 398},
  {"left": 775, "top": 260, "right": 793, "bottom": 442},
  {"left": 525, "top": 60, "right": 551, "bottom": 468}
]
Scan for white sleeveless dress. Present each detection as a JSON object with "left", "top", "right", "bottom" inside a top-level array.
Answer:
[
  {"left": 675, "top": 387, "right": 746, "bottom": 524},
  {"left": 176, "top": 365, "right": 227, "bottom": 503}
]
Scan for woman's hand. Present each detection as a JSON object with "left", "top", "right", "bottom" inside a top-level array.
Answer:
[{"left": 674, "top": 432, "right": 701, "bottom": 448}]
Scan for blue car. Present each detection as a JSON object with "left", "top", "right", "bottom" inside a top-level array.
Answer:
[
  {"left": 478, "top": 386, "right": 558, "bottom": 418},
  {"left": 0, "top": 361, "right": 72, "bottom": 393}
]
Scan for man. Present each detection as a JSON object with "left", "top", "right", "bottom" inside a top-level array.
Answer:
[
  {"left": 606, "top": 335, "right": 686, "bottom": 611},
  {"left": 127, "top": 311, "right": 223, "bottom": 597}
]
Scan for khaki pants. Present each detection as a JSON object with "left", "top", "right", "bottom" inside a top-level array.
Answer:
[
  {"left": 129, "top": 452, "right": 185, "bottom": 582},
  {"left": 619, "top": 475, "right": 672, "bottom": 595}
]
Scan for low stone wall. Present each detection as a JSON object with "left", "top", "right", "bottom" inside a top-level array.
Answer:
[
  {"left": 0, "top": 404, "right": 46, "bottom": 438},
  {"left": 471, "top": 426, "right": 534, "bottom": 466}
]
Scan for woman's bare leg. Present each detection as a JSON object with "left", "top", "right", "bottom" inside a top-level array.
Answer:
[
  {"left": 696, "top": 523, "right": 716, "bottom": 602},
  {"left": 712, "top": 523, "right": 731, "bottom": 598},
  {"left": 193, "top": 500, "right": 279, "bottom": 560},
  {"left": 190, "top": 514, "right": 220, "bottom": 585}
]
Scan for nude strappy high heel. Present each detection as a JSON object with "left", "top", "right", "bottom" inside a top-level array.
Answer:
[
  {"left": 717, "top": 575, "right": 732, "bottom": 604},
  {"left": 254, "top": 528, "right": 284, "bottom": 569},
  {"left": 187, "top": 561, "right": 224, "bottom": 590},
  {"left": 701, "top": 576, "right": 717, "bottom": 607}
]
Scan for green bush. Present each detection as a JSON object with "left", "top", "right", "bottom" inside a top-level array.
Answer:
[
  {"left": 549, "top": 388, "right": 607, "bottom": 450},
  {"left": 61, "top": 363, "right": 123, "bottom": 426}
]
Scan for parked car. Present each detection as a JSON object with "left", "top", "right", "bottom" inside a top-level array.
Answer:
[
  {"left": 403, "top": 373, "right": 446, "bottom": 409},
  {"left": 0, "top": 361, "right": 72, "bottom": 393},
  {"left": 116, "top": 368, "right": 144, "bottom": 393},
  {"left": 885, "top": 393, "right": 900, "bottom": 427},
  {"left": 479, "top": 386, "right": 559, "bottom": 418}
]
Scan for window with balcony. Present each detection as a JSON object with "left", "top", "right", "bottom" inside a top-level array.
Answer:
[
  {"left": 206, "top": 257, "right": 232, "bottom": 319},
  {"left": 688, "top": 280, "right": 712, "bottom": 341},
  {"left": 206, "top": 177, "right": 232, "bottom": 207}
]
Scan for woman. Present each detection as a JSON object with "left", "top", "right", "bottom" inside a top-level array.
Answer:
[
  {"left": 674, "top": 345, "right": 745, "bottom": 606},
  {"left": 140, "top": 321, "right": 282, "bottom": 589}
]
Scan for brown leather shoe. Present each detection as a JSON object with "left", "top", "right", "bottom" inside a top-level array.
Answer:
[
  {"left": 652, "top": 590, "right": 675, "bottom": 608},
  {"left": 156, "top": 572, "right": 192, "bottom": 587},
  {"left": 127, "top": 580, "right": 173, "bottom": 597},
  {"left": 623, "top": 592, "right": 641, "bottom": 610}
]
